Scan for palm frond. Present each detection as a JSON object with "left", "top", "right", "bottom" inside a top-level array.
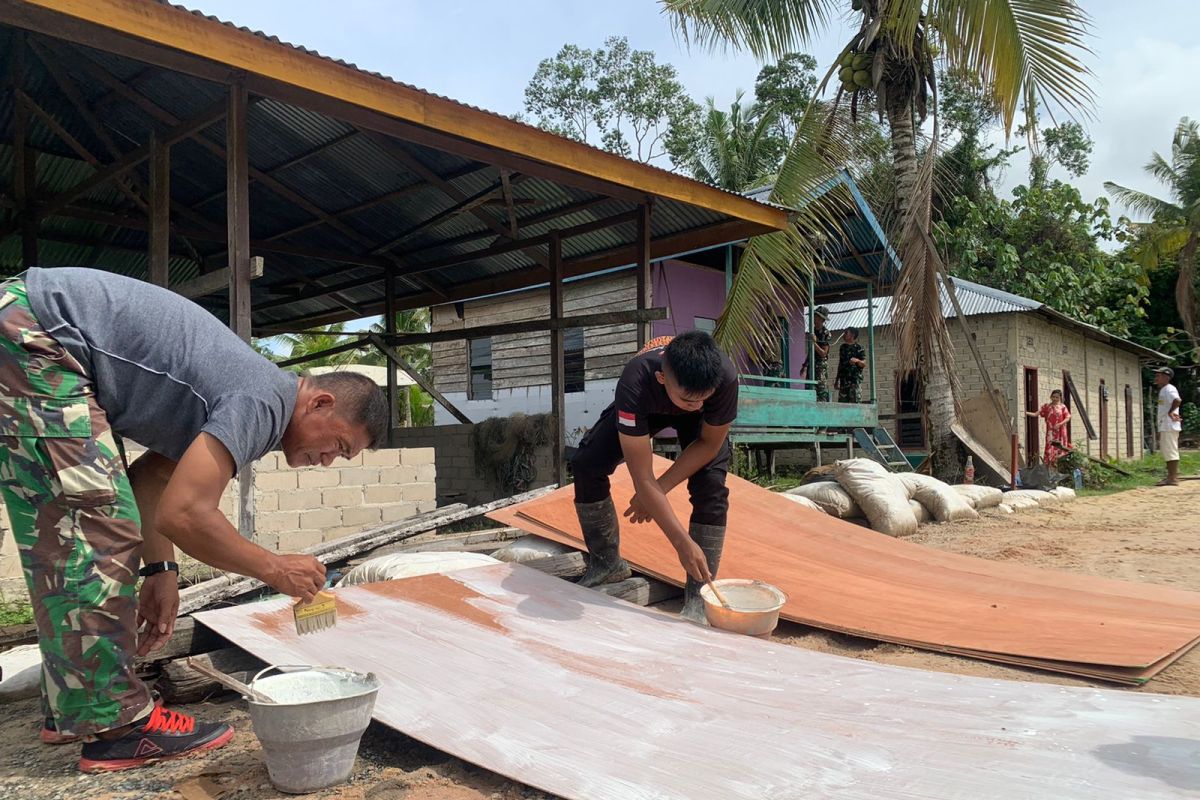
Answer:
[
  {"left": 933, "top": 0, "right": 1095, "bottom": 136},
  {"left": 1144, "top": 152, "right": 1181, "bottom": 198},
  {"left": 713, "top": 106, "right": 856, "bottom": 363},
  {"left": 1103, "top": 181, "right": 1182, "bottom": 222},
  {"left": 661, "top": 0, "right": 842, "bottom": 60}
]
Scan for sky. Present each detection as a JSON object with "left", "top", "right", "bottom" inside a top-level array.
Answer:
[{"left": 186, "top": 0, "right": 1200, "bottom": 213}]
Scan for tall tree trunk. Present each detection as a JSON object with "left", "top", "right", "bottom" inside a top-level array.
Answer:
[
  {"left": 886, "top": 89, "right": 960, "bottom": 479},
  {"left": 1177, "top": 231, "right": 1199, "bottom": 360}
]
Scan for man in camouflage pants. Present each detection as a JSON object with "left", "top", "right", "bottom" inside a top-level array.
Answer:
[
  {"left": 0, "top": 268, "right": 387, "bottom": 773},
  {"left": 810, "top": 306, "right": 831, "bottom": 402},
  {"left": 835, "top": 326, "right": 868, "bottom": 403}
]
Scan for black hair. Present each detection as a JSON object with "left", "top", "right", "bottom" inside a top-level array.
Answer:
[
  {"left": 307, "top": 371, "right": 389, "bottom": 449},
  {"left": 845, "top": 326, "right": 859, "bottom": 339},
  {"left": 663, "top": 331, "right": 724, "bottom": 395}
]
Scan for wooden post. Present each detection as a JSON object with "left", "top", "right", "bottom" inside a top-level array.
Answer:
[
  {"left": 807, "top": 272, "right": 816, "bottom": 383},
  {"left": 724, "top": 244, "right": 733, "bottom": 296},
  {"left": 384, "top": 270, "right": 399, "bottom": 445},
  {"left": 149, "top": 132, "right": 170, "bottom": 287},
  {"left": 11, "top": 36, "right": 37, "bottom": 268},
  {"left": 548, "top": 231, "right": 566, "bottom": 486},
  {"left": 867, "top": 283, "right": 876, "bottom": 404},
  {"left": 227, "top": 82, "right": 255, "bottom": 539},
  {"left": 635, "top": 203, "right": 652, "bottom": 348}
]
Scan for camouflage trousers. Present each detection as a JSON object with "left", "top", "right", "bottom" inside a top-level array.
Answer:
[
  {"left": 0, "top": 278, "right": 153, "bottom": 736},
  {"left": 837, "top": 381, "right": 863, "bottom": 404},
  {"left": 813, "top": 359, "right": 830, "bottom": 402}
]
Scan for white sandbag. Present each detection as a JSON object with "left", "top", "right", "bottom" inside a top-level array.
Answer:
[
  {"left": 786, "top": 481, "right": 862, "bottom": 519},
  {"left": 953, "top": 484, "right": 1004, "bottom": 509},
  {"left": 834, "top": 459, "right": 918, "bottom": 537},
  {"left": 1052, "top": 486, "right": 1077, "bottom": 502},
  {"left": 993, "top": 504, "right": 1014, "bottom": 515},
  {"left": 491, "top": 534, "right": 576, "bottom": 563},
  {"left": 1006, "top": 489, "right": 1056, "bottom": 507},
  {"left": 999, "top": 491, "right": 1041, "bottom": 510},
  {"left": 897, "top": 474, "right": 979, "bottom": 522},
  {"left": 909, "top": 499, "right": 932, "bottom": 524},
  {"left": 779, "top": 493, "right": 827, "bottom": 514},
  {"left": 339, "top": 552, "right": 499, "bottom": 587},
  {"left": 0, "top": 645, "right": 41, "bottom": 702}
]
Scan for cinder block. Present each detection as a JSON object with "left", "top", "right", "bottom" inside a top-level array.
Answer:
[
  {"left": 277, "top": 491, "right": 319, "bottom": 512},
  {"left": 322, "top": 487, "right": 364, "bottom": 508},
  {"left": 404, "top": 483, "right": 437, "bottom": 503},
  {"left": 365, "top": 485, "right": 400, "bottom": 504},
  {"left": 380, "top": 502, "right": 418, "bottom": 523},
  {"left": 415, "top": 499, "right": 437, "bottom": 514},
  {"left": 400, "top": 447, "right": 435, "bottom": 466},
  {"left": 339, "top": 468, "right": 380, "bottom": 487},
  {"left": 256, "top": 452, "right": 282, "bottom": 470},
  {"left": 341, "top": 506, "right": 383, "bottom": 528},
  {"left": 300, "top": 507, "right": 342, "bottom": 530},
  {"left": 253, "top": 532, "right": 281, "bottom": 552},
  {"left": 257, "top": 511, "right": 300, "bottom": 533},
  {"left": 255, "top": 471, "right": 298, "bottom": 491},
  {"left": 362, "top": 449, "right": 402, "bottom": 467},
  {"left": 275, "top": 529, "right": 324, "bottom": 552},
  {"left": 415, "top": 464, "right": 436, "bottom": 483},
  {"left": 298, "top": 470, "right": 340, "bottom": 489},
  {"left": 338, "top": 452, "right": 364, "bottom": 467},
  {"left": 380, "top": 466, "right": 418, "bottom": 484},
  {"left": 255, "top": 492, "right": 280, "bottom": 513}
]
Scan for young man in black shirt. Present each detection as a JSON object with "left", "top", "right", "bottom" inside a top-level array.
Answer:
[{"left": 569, "top": 331, "right": 739, "bottom": 623}]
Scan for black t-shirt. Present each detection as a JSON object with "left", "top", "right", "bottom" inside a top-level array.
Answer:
[{"left": 612, "top": 343, "right": 739, "bottom": 437}]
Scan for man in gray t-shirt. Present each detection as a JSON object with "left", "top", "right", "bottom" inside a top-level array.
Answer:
[{"left": 0, "top": 267, "right": 386, "bottom": 772}]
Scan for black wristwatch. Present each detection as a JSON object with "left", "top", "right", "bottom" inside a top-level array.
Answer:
[{"left": 139, "top": 561, "right": 179, "bottom": 578}]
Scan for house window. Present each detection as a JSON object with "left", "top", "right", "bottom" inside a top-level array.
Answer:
[
  {"left": 895, "top": 370, "right": 925, "bottom": 448},
  {"left": 564, "top": 327, "right": 585, "bottom": 393},
  {"left": 468, "top": 337, "right": 492, "bottom": 400},
  {"left": 694, "top": 317, "right": 717, "bottom": 334}
]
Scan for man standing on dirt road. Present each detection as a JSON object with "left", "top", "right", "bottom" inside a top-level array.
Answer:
[
  {"left": 0, "top": 267, "right": 387, "bottom": 773},
  {"left": 569, "top": 331, "right": 737, "bottom": 624},
  {"left": 1155, "top": 367, "right": 1183, "bottom": 486}
]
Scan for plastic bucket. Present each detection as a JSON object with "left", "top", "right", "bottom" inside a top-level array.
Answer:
[{"left": 247, "top": 666, "right": 380, "bottom": 794}]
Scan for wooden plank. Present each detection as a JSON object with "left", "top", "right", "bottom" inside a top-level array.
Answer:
[
  {"left": 596, "top": 576, "right": 680, "bottom": 606},
  {"left": 1063, "top": 370, "right": 1098, "bottom": 439},
  {"left": 134, "top": 615, "right": 226, "bottom": 666},
  {"left": 173, "top": 256, "right": 265, "bottom": 300},
  {"left": 227, "top": 81, "right": 255, "bottom": 541},
  {"left": 951, "top": 421, "right": 1012, "bottom": 485},
  {"left": 197, "top": 564, "right": 1200, "bottom": 800},
  {"left": 369, "top": 333, "right": 472, "bottom": 425},
  {"left": 548, "top": 231, "right": 566, "bottom": 485},
  {"left": 490, "top": 457, "right": 1200, "bottom": 676},
  {"left": 156, "top": 647, "right": 266, "bottom": 704},
  {"left": 635, "top": 203, "right": 651, "bottom": 348},
  {"left": 149, "top": 131, "right": 170, "bottom": 286},
  {"left": 384, "top": 270, "right": 399, "bottom": 442}
]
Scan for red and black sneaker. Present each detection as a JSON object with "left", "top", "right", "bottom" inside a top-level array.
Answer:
[
  {"left": 42, "top": 690, "right": 164, "bottom": 745},
  {"left": 77, "top": 706, "right": 233, "bottom": 773}
]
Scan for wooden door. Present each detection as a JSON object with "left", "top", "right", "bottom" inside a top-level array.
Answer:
[
  {"left": 1024, "top": 368, "right": 1039, "bottom": 464},
  {"left": 1099, "top": 380, "right": 1109, "bottom": 459},
  {"left": 1125, "top": 384, "right": 1134, "bottom": 458}
]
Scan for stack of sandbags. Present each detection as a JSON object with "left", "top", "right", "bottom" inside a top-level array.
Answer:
[
  {"left": 897, "top": 474, "right": 979, "bottom": 523},
  {"left": 953, "top": 484, "right": 1004, "bottom": 510},
  {"left": 780, "top": 493, "right": 827, "bottom": 513},
  {"left": 0, "top": 645, "right": 41, "bottom": 702},
  {"left": 835, "top": 459, "right": 919, "bottom": 537},
  {"left": 909, "top": 499, "right": 932, "bottom": 524},
  {"left": 339, "top": 552, "right": 500, "bottom": 586},
  {"left": 1052, "top": 486, "right": 1077, "bottom": 502},
  {"left": 492, "top": 535, "right": 577, "bottom": 563},
  {"left": 785, "top": 481, "right": 862, "bottom": 519}
]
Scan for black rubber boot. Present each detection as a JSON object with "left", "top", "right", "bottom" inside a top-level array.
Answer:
[
  {"left": 575, "top": 498, "right": 631, "bottom": 588},
  {"left": 680, "top": 522, "right": 726, "bottom": 625}
]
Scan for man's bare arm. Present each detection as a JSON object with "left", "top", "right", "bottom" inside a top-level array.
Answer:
[{"left": 657, "top": 421, "right": 731, "bottom": 494}]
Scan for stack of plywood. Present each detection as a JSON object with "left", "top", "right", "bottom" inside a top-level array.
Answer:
[{"left": 490, "top": 457, "right": 1200, "bottom": 684}]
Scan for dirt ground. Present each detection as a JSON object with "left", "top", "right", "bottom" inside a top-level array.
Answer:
[{"left": 1, "top": 480, "right": 1198, "bottom": 799}]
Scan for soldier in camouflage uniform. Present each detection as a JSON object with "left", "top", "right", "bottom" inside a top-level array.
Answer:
[
  {"left": 835, "top": 326, "right": 868, "bottom": 403},
  {"left": 811, "top": 306, "right": 831, "bottom": 402},
  {"left": 0, "top": 268, "right": 388, "bottom": 773}
]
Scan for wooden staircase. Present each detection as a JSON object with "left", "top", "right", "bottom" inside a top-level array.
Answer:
[{"left": 853, "top": 427, "right": 913, "bottom": 472}]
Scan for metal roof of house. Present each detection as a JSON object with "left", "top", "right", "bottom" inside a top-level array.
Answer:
[
  {"left": 1, "top": 1, "right": 789, "bottom": 334},
  {"left": 819, "top": 277, "right": 1168, "bottom": 361}
]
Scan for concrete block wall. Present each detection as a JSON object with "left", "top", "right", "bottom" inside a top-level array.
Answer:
[{"left": 392, "top": 424, "right": 555, "bottom": 507}]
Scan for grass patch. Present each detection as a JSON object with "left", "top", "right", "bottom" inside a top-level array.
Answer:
[
  {"left": 1067, "top": 449, "right": 1200, "bottom": 497},
  {"left": 0, "top": 597, "right": 34, "bottom": 627}
]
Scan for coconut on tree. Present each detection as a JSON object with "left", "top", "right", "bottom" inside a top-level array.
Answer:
[{"left": 662, "top": 0, "right": 1094, "bottom": 477}]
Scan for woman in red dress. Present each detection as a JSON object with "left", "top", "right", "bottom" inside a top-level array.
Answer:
[{"left": 1039, "top": 389, "right": 1072, "bottom": 466}]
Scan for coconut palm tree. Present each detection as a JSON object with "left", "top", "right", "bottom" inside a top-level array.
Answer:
[
  {"left": 272, "top": 322, "right": 370, "bottom": 371},
  {"left": 1105, "top": 118, "right": 1200, "bottom": 358},
  {"left": 364, "top": 309, "right": 435, "bottom": 426},
  {"left": 663, "top": 0, "right": 1093, "bottom": 474},
  {"left": 679, "top": 92, "right": 785, "bottom": 191}
]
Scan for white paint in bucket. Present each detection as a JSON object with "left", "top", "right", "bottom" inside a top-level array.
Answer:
[{"left": 248, "top": 667, "right": 380, "bottom": 794}]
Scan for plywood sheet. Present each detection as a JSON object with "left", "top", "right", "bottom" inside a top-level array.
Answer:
[
  {"left": 197, "top": 564, "right": 1200, "bottom": 800},
  {"left": 488, "top": 458, "right": 1200, "bottom": 675}
]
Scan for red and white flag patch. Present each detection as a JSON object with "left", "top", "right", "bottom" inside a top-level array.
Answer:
[{"left": 617, "top": 410, "right": 637, "bottom": 427}]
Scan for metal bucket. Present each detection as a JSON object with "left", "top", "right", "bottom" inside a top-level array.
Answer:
[{"left": 247, "top": 666, "right": 380, "bottom": 794}]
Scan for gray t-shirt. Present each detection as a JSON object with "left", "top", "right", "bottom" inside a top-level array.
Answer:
[{"left": 26, "top": 267, "right": 297, "bottom": 471}]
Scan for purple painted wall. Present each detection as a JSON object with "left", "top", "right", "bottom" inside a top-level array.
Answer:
[{"left": 651, "top": 260, "right": 808, "bottom": 382}]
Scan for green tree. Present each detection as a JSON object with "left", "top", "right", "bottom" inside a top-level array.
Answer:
[
  {"left": 674, "top": 92, "right": 785, "bottom": 191},
  {"left": 271, "top": 323, "right": 370, "bottom": 372},
  {"left": 523, "top": 36, "right": 701, "bottom": 164},
  {"left": 365, "top": 309, "right": 435, "bottom": 427},
  {"left": 664, "top": 0, "right": 1093, "bottom": 476},
  {"left": 1105, "top": 117, "right": 1200, "bottom": 359},
  {"left": 754, "top": 52, "right": 818, "bottom": 141}
]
